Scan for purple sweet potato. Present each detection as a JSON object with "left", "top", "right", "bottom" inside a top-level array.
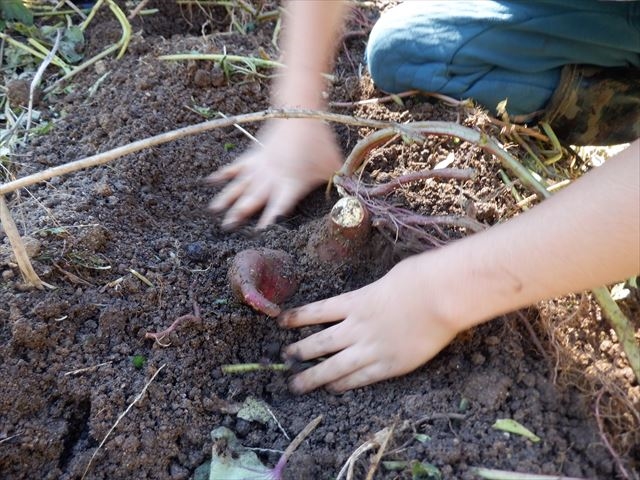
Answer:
[{"left": 228, "top": 248, "right": 299, "bottom": 317}]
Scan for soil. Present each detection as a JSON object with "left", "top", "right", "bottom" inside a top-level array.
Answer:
[{"left": 1, "top": 2, "right": 638, "bottom": 480}]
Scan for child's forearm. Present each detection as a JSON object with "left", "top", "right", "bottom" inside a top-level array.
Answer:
[
  {"left": 415, "top": 140, "right": 640, "bottom": 330},
  {"left": 273, "top": 1, "right": 348, "bottom": 109}
]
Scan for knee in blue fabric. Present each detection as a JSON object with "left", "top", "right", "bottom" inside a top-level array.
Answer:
[{"left": 365, "top": 1, "right": 640, "bottom": 116}]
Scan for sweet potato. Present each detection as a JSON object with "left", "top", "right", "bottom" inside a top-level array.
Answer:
[
  {"left": 228, "top": 248, "right": 299, "bottom": 317},
  {"left": 307, "top": 196, "right": 371, "bottom": 262}
]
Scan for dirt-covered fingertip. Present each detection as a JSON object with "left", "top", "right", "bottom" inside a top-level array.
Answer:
[
  {"left": 288, "top": 375, "right": 307, "bottom": 395},
  {"left": 277, "top": 308, "right": 299, "bottom": 327}
]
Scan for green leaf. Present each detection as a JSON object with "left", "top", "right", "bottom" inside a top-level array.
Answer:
[
  {"left": 492, "top": 419, "right": 541, "bottom": 443},
  {"left": 413, "top": 433, "right": 431, "bottom": 443},
  {"left": 0, "top": 0, "right": 33, "bottom": 25},
  {"left": 209, "top": 427, "right": 271, "bottom": 480},
  {"left": 40, "top": 25, "right": 85, "bottom": 64},
  {"left": 412, "top": 460, "right": 442, "bottom": 480},
  {"left": 131, "top": 355, "right": 146, "bottom": 369}
]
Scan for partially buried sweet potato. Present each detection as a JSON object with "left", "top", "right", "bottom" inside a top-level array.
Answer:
[
  {"left": 306, "top": 195, "right": 371, "bottom": 262},
  {"left": 228, "top": 248, "right": 300, "bottom": 317}
]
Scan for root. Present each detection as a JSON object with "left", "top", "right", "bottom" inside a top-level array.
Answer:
[
  {"left": 595, "top": 390, "right": 634, "bottom": 480},
  {"left": 144, "top": 303, "right": 201, "bottom": 346}
]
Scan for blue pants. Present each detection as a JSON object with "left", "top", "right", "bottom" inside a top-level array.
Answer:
[{"left": 366, "top": 1, "right": 640, "bottom": 115}]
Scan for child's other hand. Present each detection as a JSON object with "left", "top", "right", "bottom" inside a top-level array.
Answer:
[
  {"left": 207, "top": 119, "right": 342, "bottom": 229},
  {"left": 278, "top": 255, "right": 464, "bottom": 393}
]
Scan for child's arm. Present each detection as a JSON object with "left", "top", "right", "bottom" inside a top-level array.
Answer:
[
  {"left": 208, "top": 1, "right": 348, "bottom": 228},
  {"left": 280, "top": 140, "right": 640, "bottom": 393}
]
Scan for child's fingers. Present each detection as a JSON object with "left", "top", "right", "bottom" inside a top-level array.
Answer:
[
  {"left": 205, "top": 162, "right": 243, "bottom": 184},
  {"left": 327, "top": 361, "right": 393, "bottom": 393},
  {"left": 283, "top": 322, "right": 351, "bottom": 361},
  {"left": 289, "top": 348, "right": 368, "bottom": 394},
  {"left": 208, "top": 177, "right": 249, "bottom": 213},
  {"left": 223, "top": 187, "right": 269, "bottom": 227},
  {"left": 278, "top": 291, "right": 357, "bottom": 328},
  {"left": 256, "top": 189, "right": 299, "bottom": 229}
]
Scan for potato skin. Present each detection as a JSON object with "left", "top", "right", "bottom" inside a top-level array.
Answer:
[{"left": 228, "top": 248, "right": 299, "bottom": 317}]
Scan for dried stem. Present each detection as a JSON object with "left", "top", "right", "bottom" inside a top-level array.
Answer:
[
  {"left": 272, "top": 415, "right": 323, "bottom": 479},
  {"left": 25, "top": 29, "right": 62, "bottom": 135},
  {"left": 335, "top": 123, "right": 549, "bottom": 199},
  {"left": 329, "top": 90, "right": 419, "bottom": 108},
  {"left": 364, "top": 168, "right": 476, "bottom": 197},
  {"left": 81, "top": 364, "right": 166, "bottom": 480},
  {"left": 595, "top": 390, "right": 633, "bottom": 480},
  {"left": 0, "top": 109, "right": 542, "bottom": 198},
  {"left": 0, "top": 195, "right": 44, "bottom": 289}
]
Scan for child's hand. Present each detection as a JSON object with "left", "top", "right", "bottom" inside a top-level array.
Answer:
[
  {"left": 278, "top": 255, "right": 465, "bottom": 393},
  {"left": 207, "top": 119, "right": 342, "bottom": 229}
]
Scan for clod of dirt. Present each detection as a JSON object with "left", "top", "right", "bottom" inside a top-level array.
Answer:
[
  {"left": 6, "top": 79, "right": 40, "bottom": 108},
  {"left": 228, "top": 248, "right": 299, "bottom": 317}
]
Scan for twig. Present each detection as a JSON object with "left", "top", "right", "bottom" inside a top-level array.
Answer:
[
  {"left": 159, "top": 53, "right": 284, "bottom": 69},
  {"left": 265, "top": 405, "right": 290, "bottom": 441},
  {"left": 221, "top": 363, "right": 289, "bottom": 374},
  {"left": 365, "top": 423, "right": 394, "bottom": 480},
  {"left": 271, "top": 415, "right": 323, "bottom": 479},
  {"left": 0, "top": 195, "right": 44, "bottom": 289},
  {"left": 0, "top": 109, "right": 549, "bottom": 201},
  {"left": 415, "top": 412, "right": 466, "bottom": 424},
  {"left": 63, "top": 0, "right": 89, "bottom": 19},
  {"left": 337, "top": 427, "right": 393, "bottom": 480},
  {"left": 81, "top": 364, "right": 166, "bottom": 480},
  {"left": 516, "top": 311, "right": 553, "bottom": 369},
  {"left": 128, "top": 0, "right": 150, "bottom": 20},
  {"left": 0, "top": 433, "right": 21, "bottom": 445},
  {"left": 64, "top": 361, "right": 112, "bottom": 376},
  {"left": 329, "top": 90, "right": 419, "bottom": 108},
  {"left": 473, "top": 468, "right": 589, "bottom": 480},
  {"left": 335, "top": 124, "right": 550, "bottom": 199},
  {"left": 144, "top": 303, "right": 201, "bottom": 346},
  {"left": 25, "top": 28, "right": 62, "bottom": 135}
]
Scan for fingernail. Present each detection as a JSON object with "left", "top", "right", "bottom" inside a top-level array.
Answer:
[
  {"left": 289, "top": 376, "right": 304, "bottom": 395},
  {"left": 221, "top": 219, "right": 239, "bottom": 231}
]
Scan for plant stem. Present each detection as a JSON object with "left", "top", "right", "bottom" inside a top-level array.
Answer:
[
  {"left": 0, "top": 195, "right": 44, "bottom": 289},
  {"left": 221, "top": 363, "right": 289, "bottom": 374},
  {"left": 1, "top": 108, "right": 530, "bottom": 196},
  {"left": 159, "top": 53, "right": 284, "bottom": 69},
  {"left": 272, "top": 415, "right": 323, "bottom": 479},
  {"left": 592, "top": 287, "right": 640, "bottom": 381}
]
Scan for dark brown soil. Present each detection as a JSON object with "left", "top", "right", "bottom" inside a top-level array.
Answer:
[{"left": 1, "top": 2, "right": 638, "bottom": 480}]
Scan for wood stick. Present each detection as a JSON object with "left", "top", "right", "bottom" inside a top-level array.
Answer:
[{"left": 0, "top": 109, "right": 549, "bottom": 200}]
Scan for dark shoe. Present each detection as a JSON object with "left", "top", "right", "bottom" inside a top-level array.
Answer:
[{"left": 543, "top": 65, "right": 640, "bottom": 146}]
